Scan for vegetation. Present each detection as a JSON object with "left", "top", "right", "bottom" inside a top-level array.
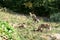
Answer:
[
  {"left": 0, "top": 0, "right": 60, "bottom": 40},
  {"left": 50, "top": 13, "right": 60, "bottom": 22},
  {"left": 0, "top": 0, "right": 60, "bottom": 16},
  {"left": 0, "top": 10, "right": 59, "bottom": 40},
  {"left": 0, "top": 20, "right": 20, "bottom": 40}
]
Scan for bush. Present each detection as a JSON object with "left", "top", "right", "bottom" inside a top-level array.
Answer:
[
  {"left": 50, "top": 13, "right": 60, "bottom": 22},
  {"left": 0, "top": 21, "right": 20, "bottom": 40}
]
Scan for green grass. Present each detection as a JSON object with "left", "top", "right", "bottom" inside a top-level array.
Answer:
[{"left": 0, "top": 9, "right": 60, "bottom": 40}]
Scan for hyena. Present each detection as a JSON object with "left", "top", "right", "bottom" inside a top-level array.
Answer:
[
  {"left": 29, "top": 12, "right": 40, "bottom": 23},
  {"left": 37, "top": 23, "right": 51, "bottom": 32}
]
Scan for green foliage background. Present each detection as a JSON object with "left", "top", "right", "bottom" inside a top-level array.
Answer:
[{"left": 0, "top": 0, "right": 60, "bottom": 16}]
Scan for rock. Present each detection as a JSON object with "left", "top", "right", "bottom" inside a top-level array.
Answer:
[
  {"left": 50, "top": 33, "right": 60, "bottom": 40},
  {"left": 40, "top": 33, "right": 60, "bottom": 40},
  {"left": 0, "top": 37, "right": 2, "bottom": 40}
]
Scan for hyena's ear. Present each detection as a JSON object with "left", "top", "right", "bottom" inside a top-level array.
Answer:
[{"left": 29, "top": 12, "right": 33, "bottom": 16}]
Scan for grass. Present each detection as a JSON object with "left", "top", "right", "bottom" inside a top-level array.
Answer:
[{"left": 0, "top": 9, "right": 60, "bottom": 40}]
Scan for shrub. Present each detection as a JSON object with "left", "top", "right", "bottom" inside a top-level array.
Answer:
[
  {"left": 0, "top": 21, "right": 20, "bottom": 40},
  {"left": 50, "top": 13, "right": 60, "bottom": 22}
]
